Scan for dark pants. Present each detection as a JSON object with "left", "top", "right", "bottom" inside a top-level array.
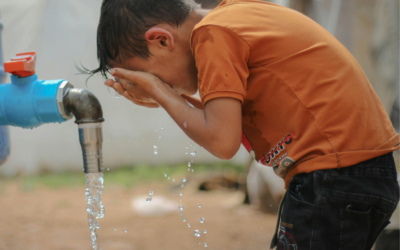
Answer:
[{"left": 275, "top": 153, "right": 399, "bottom": 250}]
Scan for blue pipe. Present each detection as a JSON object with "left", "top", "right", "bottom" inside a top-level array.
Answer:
[{"left": 0, "top": 74, "right": 68, "bottom": 128}]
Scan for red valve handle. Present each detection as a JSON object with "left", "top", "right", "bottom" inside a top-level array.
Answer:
[{"left": 4, "top": 51, "right": 36, "bottom": 78}]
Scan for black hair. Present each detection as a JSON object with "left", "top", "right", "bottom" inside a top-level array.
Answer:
[{"left": 78, "top": 0, "right": 197, "bottom": 79}]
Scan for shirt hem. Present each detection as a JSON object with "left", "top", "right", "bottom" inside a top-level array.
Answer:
[
  {"left": 284, "top": 142, "right": 400, "bottom": 189},
  {"left": 202, "top": 91, "right": 245, "bottom": 104}
]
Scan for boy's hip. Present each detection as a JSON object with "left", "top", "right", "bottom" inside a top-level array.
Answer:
[
  {"left": 275, "top": 153, "right": 399, "bottom": 250},
  {"left": 290, "top": 152, "right": 399, "bottom": 208}
]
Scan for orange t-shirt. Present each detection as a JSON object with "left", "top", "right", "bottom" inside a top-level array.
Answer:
[{"left": 191, "top": 0, "right": 400, "bottom": 188}]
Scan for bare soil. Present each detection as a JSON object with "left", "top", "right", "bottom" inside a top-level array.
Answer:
[{"left": 0, "top": 179, "right": 277, "bottom": 250}]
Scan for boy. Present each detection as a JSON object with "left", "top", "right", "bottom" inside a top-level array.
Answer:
[{"left": 87, "top": 0, "right": 400, "bottom": 249}]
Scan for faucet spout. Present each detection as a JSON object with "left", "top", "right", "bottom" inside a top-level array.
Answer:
[
  {"left": 63, "top": 88, "right": 104, "bottom": 124},
  {"left": 62, "top": 88, "right": 105, "bottom": 173}
]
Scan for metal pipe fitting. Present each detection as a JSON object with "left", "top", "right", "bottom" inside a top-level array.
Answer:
[
  {"left": 62, "top": 88, "right": 105, "bottom": 173},
  {"left": 78, "top": 123, "right": 104, "bottom": 173},
  {"left": 62, "top": 88, "right": 104, "bottom": 124}
]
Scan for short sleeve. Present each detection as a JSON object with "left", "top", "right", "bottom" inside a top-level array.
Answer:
[{"left": 191, "top": 25, "right": 250, "bottom": 104}]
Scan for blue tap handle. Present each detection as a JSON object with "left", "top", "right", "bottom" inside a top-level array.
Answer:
[{"left": 0, "top": 74, "right": 69, "bottom": 128}]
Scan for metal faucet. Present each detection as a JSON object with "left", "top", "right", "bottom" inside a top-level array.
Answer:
[{"left": 0, "top": 52, "right": 104, "bottom": 173}]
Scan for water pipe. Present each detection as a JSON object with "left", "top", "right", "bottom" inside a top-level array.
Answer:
[{"left": 0, "top": 52, "right": 104, "bottom": 173}]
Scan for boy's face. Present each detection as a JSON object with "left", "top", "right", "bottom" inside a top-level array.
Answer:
[{"left": 111, "top": 44, "right": 199, "bottom": 96}]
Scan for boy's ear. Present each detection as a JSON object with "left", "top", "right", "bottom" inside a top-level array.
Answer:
[{"left": 145, "top": 27, "right": 175, "bottom": 51}]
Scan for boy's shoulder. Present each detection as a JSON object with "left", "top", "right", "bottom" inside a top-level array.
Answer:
[
  {"left": 194, "top": 0, "right": 281, "bottom": 30},
  {"left": 193, "top": 0, "right": 297, "bottom": 38}
]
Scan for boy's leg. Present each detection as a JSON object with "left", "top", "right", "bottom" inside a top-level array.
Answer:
[{"left": 273, "top": 153, "right": 399, "bottom": 250}]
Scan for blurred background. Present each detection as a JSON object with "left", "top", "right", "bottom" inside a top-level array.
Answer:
[{"left": 0, "top": 0, "right": 398, "bottom": 249}]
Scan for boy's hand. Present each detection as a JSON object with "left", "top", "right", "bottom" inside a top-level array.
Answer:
[
  {"left": 105, "top": 68, "right": 242, "bottom": 160},
  {"left": 105, "top": 68, "right": 171, "bottom": 108}
]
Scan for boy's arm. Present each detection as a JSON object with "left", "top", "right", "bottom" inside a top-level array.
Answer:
[
  {"left": 181, "top": 94, "right": 204, "bottom": 110},
  {"left": 107, "top": 69, "right": 242, "bottom": 160}
]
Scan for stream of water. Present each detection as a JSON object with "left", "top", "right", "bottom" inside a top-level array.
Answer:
[{"left": 85, "top": 173, "right": 105, "bottom": 250}]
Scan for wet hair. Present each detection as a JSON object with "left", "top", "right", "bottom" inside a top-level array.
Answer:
[{"left": 78, "top": 0, "right": 198, "bottom": 79}]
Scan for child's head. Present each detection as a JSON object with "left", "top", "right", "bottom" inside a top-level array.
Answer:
[{"left": 89, "top": 0, "right": 202, "bottom": 95}]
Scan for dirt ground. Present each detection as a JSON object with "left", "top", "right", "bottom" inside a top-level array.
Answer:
[{"left": 0, "top": 177, "right": 278, "bottom": 250}]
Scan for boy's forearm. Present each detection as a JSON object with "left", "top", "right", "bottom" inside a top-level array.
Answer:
[
  {"left": 153, "top": 86, "right": 241, "bottom": 159},
  {"left": 181, "top": 94, "right": 204, "bottom": 110}
]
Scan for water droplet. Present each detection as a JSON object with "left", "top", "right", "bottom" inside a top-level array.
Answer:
[
  {"left": 198, "top": 204, "right": 202, "bottom": 208},
  {"left": 180, "top": 199, "right": 182, "bottom": 201},
  {"left": 183, "top": 178, "right": 187, "bottom": 183},
  {"left": 191, "top": 169, "right": 194, "bottom": 172},
  {"left": 115, "top": 93, "right": 120, "bottom": 98},
  {"left": 159, "top": 136, "right": 161, "bottom": 139},
  {"left": 107, "top": 168, "right": 110, "bottom": 171},
  {"left": 186, "top": 147, "right": 189, "bottom": 149},
  {"left": 146, "top": 196, "right": 152, "bottom": 202},
  {"left": 200, "top": 217, "right": 205, "bottom": 223},
  {"left": 179, "top": 205, "right": 184, "bottom": 211},
  {"left": 187, "top": 223, "right": 191, "bottom": 228},
  {"left": 179, "top": 191, "right": 183, "bottom": 196},
  {"left": 125, "top": 229, "right": 128, "bottom": 233},
  {"left": 203, "top": 229, "right": 207, "bottom": 234},
  {"left": 188, "top": 162, "right": 191, "bottom": 167},
  {"left": 172, "top": 178, "right": 175, "bottom": 182},
  {"left": 149, "top": 191, "right": 154, "bottom": 195},
  {"left": 188, "top": 168, "right": 191, "bottom": 171},
  {"left": 190, "top": 151, "right": 197, "bottom": 156},
  {"left": 114, "top": 228, "right": 117, "bottom": 231},
  {"left": 161, "top": 127, "right": 164, "bottom": 130},
  {"left": 194, "top": 230, "right": 201, "bottom": 237},
  {"left": 154, "top": 150, "right": 158, "bottom": 155},
  {"left": 183, "top": 218, "right": 186, "bottom": 222},
  {"left": 168, "top": 177, "right": 170, "bottom": 180},
  {"left": 129, "top": 155, "right": 131, "bottom": 158},
  {"left": 204, "top": 243, "right": 208, "bottom": 247},
  {"left": 164, "top": 173, "right": 167, "bottom": 177},
  {"left": 153, "top": 145, "right": 158, "bottom": 149}
]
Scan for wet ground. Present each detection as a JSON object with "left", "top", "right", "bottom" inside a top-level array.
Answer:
[{"left": 0, "top": 177, "right": 277, "bottom": 250}]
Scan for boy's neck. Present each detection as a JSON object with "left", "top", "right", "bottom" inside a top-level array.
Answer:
[{"left": 178, "top": 9, "right": 210, "bottom": 44}]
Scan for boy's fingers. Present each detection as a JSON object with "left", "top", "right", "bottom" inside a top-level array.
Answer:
[
  {"left": 104, "top": 79, "right": 114, "bottom": 87},
  {"left": 111, "top": 68, "right": 143, "bottom": 85},
  {"left": 123, "top": 91, "right": 160, "bottom": 108},
  {"left": 112, "top": 81, "right": 125, "bottom": 95},
  {"left": 119, "top": 80, "right": 134, "bottom": 90}
]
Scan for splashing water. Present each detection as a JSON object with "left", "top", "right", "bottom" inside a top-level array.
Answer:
[
  {"left": 200, "top": 217, "right": 205, "bottom": 223},
  {"left": 194, "top": 230, "right": 201, "bottom": 237},
  {"left": 85, "top": 173, "right": 105, "bottom": 250}
]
